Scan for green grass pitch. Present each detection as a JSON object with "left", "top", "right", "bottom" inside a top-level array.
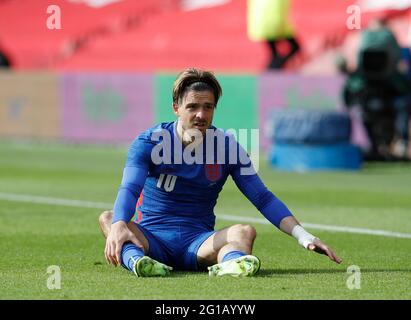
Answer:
[{"left": 0, "top": 141, "right": 410, "bottom": 299}]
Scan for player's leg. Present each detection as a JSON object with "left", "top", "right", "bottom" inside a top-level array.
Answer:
[
  {"left": 98, "top": 210, "right": 149, "bottom": 249},
  {"left": 197, "top": 224, "right": 260, "bottom": 277},
  {"left": 197, "top": 223, "right": 257, "bottom": 264},
  {"left": 98, "top": 211, "right": 171, "bottom": 277}
]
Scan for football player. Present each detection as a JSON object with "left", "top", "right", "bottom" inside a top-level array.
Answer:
[{"left": 99, "top": 68, "right": 342, "bottom": 277}]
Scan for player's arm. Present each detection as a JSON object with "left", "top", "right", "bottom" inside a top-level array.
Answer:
[
  {"left": 106, "top": 166, "right": 147, "bottom": 266},
  {"left": 231, "top": 167, "right": 342, "bottom": 264},
  {"left": 279, "top": 215, "right": 342, "bottom": 264},
  {"left": 105, "top": 135, "right": 152, "bottom": 266},
  {"left": 112, "top": 166, "right": 147, "bottom": 224}
]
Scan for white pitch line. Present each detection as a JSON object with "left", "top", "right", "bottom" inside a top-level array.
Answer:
[
  {"left": 1, "top": 192, "right": 411, "bottom": 239},
  {"left": 218, "top": 215, "right": 411, "bottom": 239},
  {"left": 0, "top": 192, "right": 111, "bottom": 209}
]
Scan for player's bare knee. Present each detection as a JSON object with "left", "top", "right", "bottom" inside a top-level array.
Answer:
[
  {"left": 98, "top": 210, "right": 113, "bottom": 226},
  {"left": 232, "top": 224, "right": 257, "bottom": 242},
  {"left": 243, "top": 224, "right": 257, "bottom": 241}
]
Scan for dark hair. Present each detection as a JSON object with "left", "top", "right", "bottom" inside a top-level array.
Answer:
[{"left": 173, "top": 68, "right": 222, "bottom": 106}]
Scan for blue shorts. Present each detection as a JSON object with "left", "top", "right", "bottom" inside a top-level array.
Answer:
[{"left": 135, "top": 222, "right": 215, "bottom": 271}]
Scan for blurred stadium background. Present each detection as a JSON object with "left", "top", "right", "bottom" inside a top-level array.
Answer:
[
  {"left": 1, "top": 0, "right": 410, "bottom": 148},
  {"left": 0, "top": 0, "right": 410, "bottom": 300}
]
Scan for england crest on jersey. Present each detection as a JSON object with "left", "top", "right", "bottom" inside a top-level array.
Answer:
[{"left": 205, "top": 164, "right": 222, "bottom": 182}]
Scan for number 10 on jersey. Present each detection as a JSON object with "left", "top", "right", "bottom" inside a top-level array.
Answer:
[{"left": 157, "top": 174, "right": 177, "bottom": 192}]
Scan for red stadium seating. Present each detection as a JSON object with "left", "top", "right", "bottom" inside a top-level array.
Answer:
[
  {"left": 0, "top": 0, "right": 180, "bottom": 68},
  {"left": 0, "top": 0, "right": 409, "bottom": 72}
]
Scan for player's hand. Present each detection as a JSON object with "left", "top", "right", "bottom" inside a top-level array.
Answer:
[
  {"left": 307, "top": 238, "right": 342, "bottom": 264},
  {"left": 105, "top": 221, "right": 144, "bottom": 266}
]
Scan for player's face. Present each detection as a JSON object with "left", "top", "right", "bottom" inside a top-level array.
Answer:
[{"left": 173, "top": 90, "right": 216, "bottom": 135}]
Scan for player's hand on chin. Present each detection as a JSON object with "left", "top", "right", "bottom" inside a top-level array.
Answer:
[
  {"left": 308, "top": 238, "right": 342, "bottom": 264},
  {"left": 105, "top": 221, "right": 143, "bottom": 267}
]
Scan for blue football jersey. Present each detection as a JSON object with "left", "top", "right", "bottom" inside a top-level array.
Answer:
[{"left": 113, "top": 121, "right": 293, "bottom": 231}]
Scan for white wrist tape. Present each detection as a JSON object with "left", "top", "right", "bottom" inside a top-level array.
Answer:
[{"left": 291, "top": 225, "right": 317, "bottom": 249}]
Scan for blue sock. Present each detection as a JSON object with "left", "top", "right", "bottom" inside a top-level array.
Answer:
[
  {"left": 121, "top": 242, "right": 145, "bottom": 272},
  {"left": 222, "top": 250, "right": 246, "bottom": 262}
]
